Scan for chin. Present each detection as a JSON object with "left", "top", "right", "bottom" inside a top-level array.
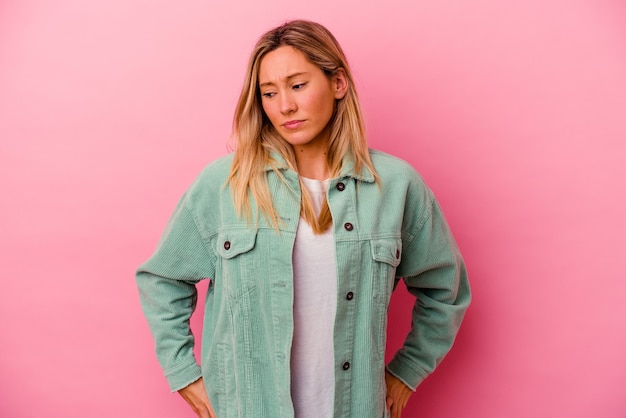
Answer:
[{"left": 282, "top": 134, "right": 313, "bottom": 146}]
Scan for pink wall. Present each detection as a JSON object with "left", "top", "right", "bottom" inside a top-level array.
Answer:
[{"left": 1, "top": 1, "right": 625, "bottom": 417}]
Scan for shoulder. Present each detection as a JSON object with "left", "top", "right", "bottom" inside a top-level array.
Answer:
[
  {"left": 368, "top": 149, "right": 435, "bottom": 208},
  {"left": 368, "top": 149, "right": 427, "bottom": 185},
  {"left": 189, "top": 153, "right": 234, "bottom": 188},
  {"left": 198, "top": 153, "right": 235, "bottom": 181},
  {"left": 174, "top": 153, "right": 236, "bottom": 233},
  {"left": 368, "top": 150, "right": 439, "bottom": 237},
  {"left": 183, "top": 153, "right": 234, "bottom": 203}
]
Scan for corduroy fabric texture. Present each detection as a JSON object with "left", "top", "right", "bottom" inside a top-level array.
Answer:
[{"left": 136, "top": 150, "right": 471, "bottom": 418}]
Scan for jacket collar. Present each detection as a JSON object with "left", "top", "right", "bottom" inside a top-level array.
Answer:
[{"left": 265, "top": 150, "right": 375, "bottom": 183}]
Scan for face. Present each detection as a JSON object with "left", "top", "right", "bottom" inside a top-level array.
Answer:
[{"left": 258, "top": 46, "right": 347, "bottom": 151}]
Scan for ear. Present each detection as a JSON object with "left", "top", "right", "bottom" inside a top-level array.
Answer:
[{"left": 332, "top": 68, "right": 348, "bottom": 100}]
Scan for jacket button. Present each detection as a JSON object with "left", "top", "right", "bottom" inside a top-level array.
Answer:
[
  {"left": 336, "top": 182, "right": 345, "bottom": 191},
  {"left": 342, "top": 362, "right": 350, "bottom": 370},
  {"left": 396, "top": 249, "right": 400, "bottom": 259},
  {"left": 344, "top": 222, "right": 353, "bottom": 231},
  {"left": 224, "top": 241, "right": 231, "bottom": 250},
  {"left": 346, "top": 292, "right": 354, "bottom": 300}
]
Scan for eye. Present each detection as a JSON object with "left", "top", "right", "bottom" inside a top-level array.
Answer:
[
  {"left": 262, "top": 92, "right": 276, "bottom": 98},
  {"left": 292, "top": 82, "right": 307, "bottom": 90}
]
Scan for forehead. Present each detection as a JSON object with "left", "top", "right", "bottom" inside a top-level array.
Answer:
[{"left": 258, "top": 46, "right": 319, "bottom": 83}]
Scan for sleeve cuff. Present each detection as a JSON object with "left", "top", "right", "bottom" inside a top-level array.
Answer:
[
  {"left": 386, "top": 354, "right": 429, "bottom": 392},
  {"left": 164, "top": 357, "right": 203, "bottom": 392}
]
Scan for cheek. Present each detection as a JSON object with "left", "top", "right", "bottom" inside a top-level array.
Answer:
[
  {"left": 305, "top": 90, "right": 335, "bottom": 120},
  {"left": 261, "top": 101, "right": 279, "bottom": 124}
]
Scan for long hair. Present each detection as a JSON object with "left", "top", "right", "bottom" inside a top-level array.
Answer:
[{"left": 228, "top": 20, "right": 378, "bottom": 233}]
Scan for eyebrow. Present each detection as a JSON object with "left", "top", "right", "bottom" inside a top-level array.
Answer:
[{"left": 259, "top": 72, "right": 309, "bottom": 88}]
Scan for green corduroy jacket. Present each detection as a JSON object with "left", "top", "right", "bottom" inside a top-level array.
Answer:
[{"left": 136, "top": 150, "right": 470, "bottom": 418}]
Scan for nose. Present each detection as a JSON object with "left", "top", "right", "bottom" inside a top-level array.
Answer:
[{"left": 279, "top": 92, "right": 297, "bottom": 114}]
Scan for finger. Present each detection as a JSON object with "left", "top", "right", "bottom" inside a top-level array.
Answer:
[
  {"left": 393, "top": 400, "right": 404, "bottom": 418},
  {"left": 386, "top": 395, "right": 393, "bottom": 410},
  {"left": 197, "top": 406, "right": 211, "bottom": 418},
  {"left": 208, "top": 402, "right": 217, "bottom": 418}
]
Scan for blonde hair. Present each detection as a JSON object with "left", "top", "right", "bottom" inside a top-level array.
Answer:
[{"left": 228, "top": 20, "right": 378, "bottom": 233}]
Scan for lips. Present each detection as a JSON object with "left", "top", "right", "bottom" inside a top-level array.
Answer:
[{"left": 283, "top": 120, "right": 305, "bottom": 130}]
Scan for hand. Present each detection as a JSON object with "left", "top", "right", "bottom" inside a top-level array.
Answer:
[
  {"left": 385, "top": 370, "right": 413, "bottom": 418},
  {"left": 178, "top": 377, "right": 217, "bottom": 418}
]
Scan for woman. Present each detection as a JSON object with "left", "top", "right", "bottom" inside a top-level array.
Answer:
[{"left": 137, "top": 20, "right": 470, "bottom": 418}]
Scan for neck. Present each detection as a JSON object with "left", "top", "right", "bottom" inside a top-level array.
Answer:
[
  {"left": 293, "top": 143, "right": 330, "bottom": 180},
  {"left": 291, "top": 123, "right": 332, "bottom": 179}
]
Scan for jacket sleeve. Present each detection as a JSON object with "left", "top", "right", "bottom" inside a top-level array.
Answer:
[
  {"left": 386, "top": 186, "right": 471, "bottom": 391},
  {"left": 136, "top": 193, "right": 216, "bottom": 392}
]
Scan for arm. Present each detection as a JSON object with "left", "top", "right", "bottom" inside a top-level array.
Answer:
[
  {"left": 387, "top": 195, "right": 471, "bottom": 392},
  {"left": 136, "top": 195, "right": 216, "bottom": 392}
]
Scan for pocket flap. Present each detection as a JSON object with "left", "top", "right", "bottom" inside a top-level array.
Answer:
[
  {"left": 371, "top": 238, "right": 402, "bottom": 267},
  {"left": 217, "top": 228, "right": 257, "bottom": 259}
]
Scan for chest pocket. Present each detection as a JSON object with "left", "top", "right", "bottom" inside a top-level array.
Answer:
[
  {"left": 216, "top": 228, "right": 258, "bottom": 299},
  {"left": 371, "top": 237, "right": 402, "bottom": 304}
]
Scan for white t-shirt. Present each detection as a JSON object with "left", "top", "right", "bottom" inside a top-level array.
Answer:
[{"left": 290, "top": 177, "right": 338, "bottom": 418}]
